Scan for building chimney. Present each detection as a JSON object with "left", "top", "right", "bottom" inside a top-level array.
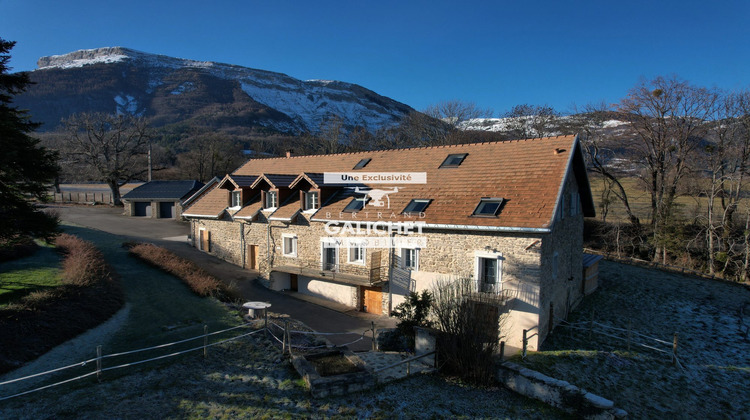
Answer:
[{"left": 285, "top": 150, "right": 292, "bottom": 158}]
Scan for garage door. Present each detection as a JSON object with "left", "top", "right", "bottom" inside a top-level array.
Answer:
[
  {"left": 159, "top": 202, "right": 175, "bottom": 219},
  {"left": 134, "top": 202, "right": 151, "bottom": 217}
]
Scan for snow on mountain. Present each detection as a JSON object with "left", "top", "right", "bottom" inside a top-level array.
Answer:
[{"left": 35, "top": 47, "right": 411, "bottom": 133}]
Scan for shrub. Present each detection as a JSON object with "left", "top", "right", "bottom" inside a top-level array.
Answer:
[
  {"left": 431, "top": 277, "right": 507, "bottom": 385},
  {"left": 55, "top": 234, "right": 109, "bottom": 286},
  {"left": 391, "top": 290, "right": 433, "bottom": 350},
  {"left": 128, "top": 243, "right": 230, "bottom": 299}
]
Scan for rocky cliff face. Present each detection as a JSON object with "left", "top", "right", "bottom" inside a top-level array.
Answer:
[{"left": 16, "top": 47, "right": 413, "bottom": 133}]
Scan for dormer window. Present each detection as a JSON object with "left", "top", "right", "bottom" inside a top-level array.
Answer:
[
  {"left": 343, "top": 197, "right": 366, "bottom": 212},
  {"left": 265, "top": 191, "right": 278, "bottom": 209},
  {"left": 353, "top": 158, "right": 371, "bottom": 169},
  {"left": 439, "top": 153, "right": 468, "bottom": 168},
  {"left": 305, "top": 191, "right": 319, "bottom": 210},
  {"left": 230, "top": 190, "right": 242, "bottom": 207},
  {"left": 472, "top": 198, "right": 503, "bottom": 217},
  {"left": 403, "top": 199, "right": 431, "bottom": 214}
]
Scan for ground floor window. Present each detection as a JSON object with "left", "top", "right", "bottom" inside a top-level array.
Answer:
[{"left": 282, "top": 234, "right": 297, "bottom": 257}]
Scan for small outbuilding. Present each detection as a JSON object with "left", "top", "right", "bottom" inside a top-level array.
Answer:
[{"left": 122, "top": 180, "right": 204, "bottom": 219}]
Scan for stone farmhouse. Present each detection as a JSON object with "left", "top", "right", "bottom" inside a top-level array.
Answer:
[{"left": 182, "top": 135, "right": 595, "bottom": 351}]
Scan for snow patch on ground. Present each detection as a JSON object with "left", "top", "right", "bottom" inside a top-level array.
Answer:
[{"left": 114, "top": 94, "right": 139, "bottom": 115}]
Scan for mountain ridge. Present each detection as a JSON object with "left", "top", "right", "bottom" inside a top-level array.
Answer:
[{"left": 16, "top": 47, "right": 414, "bottom": 134}]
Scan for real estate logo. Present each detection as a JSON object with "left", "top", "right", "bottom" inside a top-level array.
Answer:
[{"left": 323, "top": 172, "right": 426, "bottom": 210}]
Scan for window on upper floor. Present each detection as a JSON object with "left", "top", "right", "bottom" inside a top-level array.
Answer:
[
  {"left": 403, "top": 199, "right": 431, "bottom": 214},
  {"left": 400, "top": 247, "right": 419, "bottom": 271},
  {"left": 439, "top": 153, "right": 468, "bottom": 168},
  {"left": 265, "top": 191, "right": 278, "bottom": 209},
  {"left": 305, "top": 191, "right": 319, "bottom": 210},
  {"left": 475, "top": 253, "right": 502, "bottom": 294},
  {"left": 569, "top": 191, "right": 580, "bottom": 216},
  {"left": 353, "top": 158, "right": 371, "bottom": 169},
  {"left": 231, "top": 190, "right": 242, "bottom": 208},
  {"left": 348, "top": 242, "right": 365, "bottom": 264},
  {"left": 472, "top": 198, "right": 503, "bottom": 217}
]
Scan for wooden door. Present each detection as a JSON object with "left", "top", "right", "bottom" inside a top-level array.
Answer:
[
  {"left": 362, "top": 286, "right": 382, "bottom": 314},
  {"left": 199, "top": 230, "right": 210, "bottom": 252},
  {"left": 290, "top": 274, "right": 298, "bottom": 292},
  {"left": 247, "top": 245, "right": 258, "bottom": 270}
]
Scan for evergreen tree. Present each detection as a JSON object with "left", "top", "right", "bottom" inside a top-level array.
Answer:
[{"left": 0, "top": 39, "right": 59, "bottom": 242}]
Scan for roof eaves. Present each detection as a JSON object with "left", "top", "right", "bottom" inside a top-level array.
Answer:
[{"left": 308, "top": 218, "right": 551, "bottom": 234}]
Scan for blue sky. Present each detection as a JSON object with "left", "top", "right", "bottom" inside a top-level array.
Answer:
[{"left": 1, "top": 0, "right": 748, "bottom": 115}]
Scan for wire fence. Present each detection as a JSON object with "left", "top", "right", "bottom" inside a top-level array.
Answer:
[
  {"left": 548, "top": 316, "right": 685, "bottom": 371},
  {"left": 0, "top": 317, "right": 379, "bottom": 402},
  {"left": 0, "top": 322, "right": 264, "bottom": 402}
]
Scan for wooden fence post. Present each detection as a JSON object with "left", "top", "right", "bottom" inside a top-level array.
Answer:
[
  {"left": 500, "top": 341, "right": 505, "bottom": 360},
  {"left": 203, "top": 325, "right": 208, "bottom": 359},
  {"left": 371, "top": 321, "right": 376, "bottom": 351},
  {"left": 264, "top": 309, "right": 268, "bottom": 330},
  {"left": 96, "top": 345, "right": 102, "bottom": 382},
  {"left": 522, "top": 329, "right": 528, "bottom": 359},
  {"left": 627, "top": 319, "right": 632, "bottom": 351},
  {"left": 282, "top": 320, "right": 289, "bottom": 355}
]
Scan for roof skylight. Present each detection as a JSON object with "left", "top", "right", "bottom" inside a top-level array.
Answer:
[
  {"left": 472, "top": 198, "right": 504, "bottom": 217},
  {"left": 403, "top": 199, "right": 431, "bottom": 214},
  {"left": 353, "top": 158, "right": 371, "bottom": 169},
  {"left": 439, "top": 153, "right": 468, "bottom": 168},
  {"left": 343, "top": 197, "right": 366, "bottom": 212}
]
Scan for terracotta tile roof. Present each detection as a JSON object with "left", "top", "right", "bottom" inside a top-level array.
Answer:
[
  {"left": 268, "top": 192, "right": 302, "bottom": 221},
  {"left": 233, "top": 196, "right": 263, "bottom": 220},
  {"left": 289, "top": 173, "right": 325, "bottom": 189},
  {"left": 182, "top": 185, "right": 228, "bottom": 218},
  {"left": 189, "top": 135, "right": 594, "bottom": 229}
]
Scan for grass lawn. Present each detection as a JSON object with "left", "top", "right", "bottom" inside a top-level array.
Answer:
[
  {"left": 59, "top": 224, "right": 240, "bottom": 352},
  {"left": 0, "top": 245, "right": 62, "bottom": 306},
  {"left": 513, "top": 260, "right": 750, "bottom": 419}
]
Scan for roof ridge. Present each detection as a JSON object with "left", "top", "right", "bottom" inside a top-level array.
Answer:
[{"left": 241, "top": 134, "right": 577, "bottom": 161}]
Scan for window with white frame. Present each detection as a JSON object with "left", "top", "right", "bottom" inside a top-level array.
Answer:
[
  {"left": 305, "top": 191, "right": 319, "bottom": 210},
  {"left": 400, "top": 247, "right": 419, "bottom": 271},
  {"left": 282, "top": 234, "right": 297, "bottom": 257},
  {"left": 348, "top": 242, "right": 365, "bottom": 264},
  {"left": 321, "top": 240, "right": 339, "bottom": 271},
  {"left": 474, "top": 252, "right": 502, "bottom": 293},
  {"left": 265, "top": 191, "right": 278, "bottom": 209},
  {"left": 231, "top": 190, "right": 242, "bottom": 208}
]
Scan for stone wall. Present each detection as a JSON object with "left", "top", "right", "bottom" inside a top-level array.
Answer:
[
  {"left": 187, "top": 188, "right": 585, "bottom": 353},
  {"left": 497, "top": 362, "right": 627, "bottom": 419},
  {"left": 537, "top": 171, "right": 585, "bottom": 346}
]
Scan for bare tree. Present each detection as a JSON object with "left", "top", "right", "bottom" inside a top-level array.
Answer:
[
  {"left": 617, "top": 76, "right": 718, "bottom": 262},
  {"left": 570, "top": 102, "right": 640, "bottom": 225},
  {"left": 177, "top": 132, "right": 243, "bottom": 181},
  {"left": 503, "top": 104, "right": 560, "bottom": 139},
  {"left": 63, "top": 113, "right": 152, "bottom": 206},
  {"left": 423, "top": 100, "right": 493, "bottom": 128}
]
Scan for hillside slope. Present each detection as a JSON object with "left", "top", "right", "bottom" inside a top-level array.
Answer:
[{"left": 13, "top": 47, "right": 413, "bottom": 134}]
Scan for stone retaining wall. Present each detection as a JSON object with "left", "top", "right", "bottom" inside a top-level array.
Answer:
[{"left": 497, "top": 362, "right": 628, "bottom": 419}]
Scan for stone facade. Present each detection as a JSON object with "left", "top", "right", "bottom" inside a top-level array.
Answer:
[{"left": 188, "top": 171, "right": 586, "bottom": 354}]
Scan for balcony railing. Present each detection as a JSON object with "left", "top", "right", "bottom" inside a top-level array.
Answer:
[{"left": 271, "top": 256, "right": 387, "bottom": 286}]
